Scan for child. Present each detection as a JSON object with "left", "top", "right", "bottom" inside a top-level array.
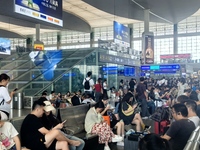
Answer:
[{"left": 0, "top": 114, "right": 21, "bottom": 150}]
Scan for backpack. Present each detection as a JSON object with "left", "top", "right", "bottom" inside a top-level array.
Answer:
[{"left": 84, "top": 78, "right": 91, "bottom": 90}]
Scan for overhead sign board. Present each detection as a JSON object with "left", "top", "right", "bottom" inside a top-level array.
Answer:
[
  {"left": 113, "top": 21, "right": 130, "bottom": 48},
  {"left": 15, "top": 0, "right": 63, "bottom": 26}
]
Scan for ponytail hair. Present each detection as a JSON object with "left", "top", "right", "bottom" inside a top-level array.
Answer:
[{"left": 0, "top": 73, "right": 10, "bottom": 82}]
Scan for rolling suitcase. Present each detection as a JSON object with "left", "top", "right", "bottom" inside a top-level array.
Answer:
[
  {"left": 124, "top": 134, "right": 139, "bottom": 150},
  {"left": 154, "top": 120, "right": 170, "bottom": 135}
]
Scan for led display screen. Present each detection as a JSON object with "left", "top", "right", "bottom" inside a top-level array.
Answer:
[
  {"left": 124, "top": 66, "right": 135, "bottom": 76},
  {"left": 113, "top": 21, "right": 130, "bottom": 48},
  {"left": 15, "top": 0, "right": 63, "bottom": 26},
  {"left": 0, "top": 38, "right": 11, "bottom": 55},
  {"left": 141, "top": 64, "right": 180, "bottom": 71},
  {"left": 29, "top": 50, "right": 62, "bottom": 80}
]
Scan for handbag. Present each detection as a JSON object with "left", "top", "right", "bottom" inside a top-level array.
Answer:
[
  {"left": 122, "top": 102, "right": 134, "bottom": 116},
  {"left": 151, "top": 106, "right": 169, "bottom": 122}
]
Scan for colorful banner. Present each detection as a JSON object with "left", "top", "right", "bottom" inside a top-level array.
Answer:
[
  {"left": 160, "top": 54, "right": 191, "bottom": 59},
  {"left": 15, "top": 0, "right": 63, "bottom": 26},
  {"left": 144, "top": 35, "right": 154, "bottom": 64}
]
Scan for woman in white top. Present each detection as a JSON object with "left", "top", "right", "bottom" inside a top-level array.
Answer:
[
  {"left": 177, "top": 78, "right": 189, "bottom": 97},
  {"left": 103, "top": 79, "right": 108, "bottom": 97},
  {"left": 0, "top": 74, "right": 15, "bottom": 120}
]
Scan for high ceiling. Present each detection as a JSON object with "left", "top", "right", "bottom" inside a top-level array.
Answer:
[
  {"left": 0, "top": 0, "right": 199, "bottom": 38},
  {"left": 63, "top": 0, "right": 140, "bottom": 27}
]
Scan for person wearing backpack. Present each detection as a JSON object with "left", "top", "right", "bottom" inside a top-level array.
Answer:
[{"left": 82, "top": 71, "right": 94, "bottom": 96}]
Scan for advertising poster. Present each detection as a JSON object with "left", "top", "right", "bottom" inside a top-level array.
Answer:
[
  {"left": 0, "top": 38, "right": 11, "bottom": 55},
  {"left": 15, "top": 0, "right": 63, "bottom": 26},
  {"left": 144, "top": 34, "right": 154, "bottom": 64},
  {"left": 29, "top": 50, "right": 62, "bottom": 80},
  {"left": 113, "top": 21, "right": 130, "bottom": 48}
]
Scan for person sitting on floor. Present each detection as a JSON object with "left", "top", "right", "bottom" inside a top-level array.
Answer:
[{"left": 85, "top": 102, "right": 123, "bottom": 150}]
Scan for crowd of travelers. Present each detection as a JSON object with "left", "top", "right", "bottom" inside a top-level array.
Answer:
[{"left": 0, "top": 72, "right": 199, "bottom": 150}]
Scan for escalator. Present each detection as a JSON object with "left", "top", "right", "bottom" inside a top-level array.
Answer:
[{"left": 8, "top": 48, "right": 96, "bottom": 96}]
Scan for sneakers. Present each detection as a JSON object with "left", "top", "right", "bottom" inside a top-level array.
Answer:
[
  {"left": 144, "top": 125, "right": 151, "bottom": 132},
  {"left": 125, "top": 129, "right": 135, "bottom": 135},
  {"left": 142, "top": 116, "right": 148, "bottom": 119},
  {"left": 112, "top": 135, "right": 123, "bottom": 142},
  {"left": 104, "top": 145, "right": 111, "bottom": 150},
  {"left": 117, "top": 141, "right": 124, "bottom": 146}
]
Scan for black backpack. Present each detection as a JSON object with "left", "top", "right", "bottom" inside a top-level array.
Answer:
[{"left": 84, "top": 78, "right": 91, "bottom": 90}]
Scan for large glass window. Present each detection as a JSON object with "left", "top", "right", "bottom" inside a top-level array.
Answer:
[
  {"left": 154, "top": 38, "right": 174, "bottom": 63},
  {"left": 178, "top": 36, "right": 200, "bottom": 60}
]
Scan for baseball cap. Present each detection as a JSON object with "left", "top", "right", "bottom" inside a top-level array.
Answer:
[{"left": 43, "top": 101, "right": 55, "bottom": 112}]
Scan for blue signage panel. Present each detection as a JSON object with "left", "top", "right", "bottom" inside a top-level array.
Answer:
[
  {"left": 141, "top": 64, "right": 180, "bottom": 71},
  {"left": 124, "top": 66, "right": 135, "bottom": 76},
  {"left": 15, "top": 0, "right": 63, "bottom": 26},
  {"left": 29, "top": 50, "right": 62, "bottom": 80},
  {"left": 113, "top": 21, "right": 130, "bottom": 48}
]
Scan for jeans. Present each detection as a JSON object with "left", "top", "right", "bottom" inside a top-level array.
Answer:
[
  {"left": 64, "top": 133, "right": 85, "bottom": 150},
  {"left": 147, "top": 101, "right": 156, "bottom": 114},
  {"left": 139, "top": 99, "right": 150, "bottom": 117}
]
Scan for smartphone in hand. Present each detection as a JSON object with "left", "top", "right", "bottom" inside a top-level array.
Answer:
[
  {"left": 62, "top": 120, "right": 67, "bottom": 124},
  {"left": 13, "top": 88, "right": 18, "bottom": 92}
]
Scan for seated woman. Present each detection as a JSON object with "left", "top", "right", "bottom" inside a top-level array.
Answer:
[
  {"left": 100, "top": 97, "right": 124, "bottom": 146},
  {"left": 139, "top": 133, "right": 171, "bottom": 150},
  {"left": 118, "top": 93, "right": 150, "bottom": 132},
  {"left": 41, "top": 100, "right": 85, "bottom": 150},
  {"left": 0, "top": 114, "right": 21, "bottom": 150},
  {"left": 85, "top": 102, "right": 123, "bottom": 150}
]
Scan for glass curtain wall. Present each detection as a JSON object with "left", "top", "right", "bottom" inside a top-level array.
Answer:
[{"left": 9, "top": 11, "right": 200, "bottom": 64}]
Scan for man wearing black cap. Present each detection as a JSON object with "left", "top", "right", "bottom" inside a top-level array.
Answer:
[{"left": 136, "top": 77, "right": 150, "bottom": 118}]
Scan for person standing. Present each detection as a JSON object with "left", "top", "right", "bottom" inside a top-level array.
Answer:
[
  {"left": 136, "top": 77, "right": 150, "bottom": 118},
  {"left": 129, "top": 78, "right": 136, "bottom": 93},
  {"left": 0, "top": 74, "right": 16, "bottom": 120},
  {"left": 94, "top": 78, "right": 103, "bottom": 102},
  {"left": 103, "top": 79, "right": 108, "bottom": 98},
  {"left": 82, "top": 71, "right": 94, "bottom": 96}
]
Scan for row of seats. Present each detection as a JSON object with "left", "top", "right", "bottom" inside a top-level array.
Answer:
[{"left": 10, "top": 104, "right": 99, "bottom": 150}]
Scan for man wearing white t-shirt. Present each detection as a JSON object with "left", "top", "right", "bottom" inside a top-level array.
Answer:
[
  {"left": 82, "top": 71, "right": 94, "bottom": 95},
  {"left": 185, "top": 100, "right": 200, "bottom": 127}
]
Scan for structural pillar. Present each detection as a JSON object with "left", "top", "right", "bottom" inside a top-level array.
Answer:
[
  {"left": 36, "top": 24, "right": 40, "bottom": 41},
  {"left": 144, "top": 9, "right": 150, "bottom": 33},
  {"left": 57, "top": 33, "right": 61, "bottom": 49},
  {"left": 90, "top": 28, "right": 94, "bottom": 48},
  {"left": 128, "top": 24, "right": 133, "bottom": 49},
  {"left": 173, "top": 24, "right": 178, "bottom": 54}
]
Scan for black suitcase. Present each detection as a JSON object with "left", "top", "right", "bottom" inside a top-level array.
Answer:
[{"left": 124, "top": 134, "right": 139, "bottom": 150}]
